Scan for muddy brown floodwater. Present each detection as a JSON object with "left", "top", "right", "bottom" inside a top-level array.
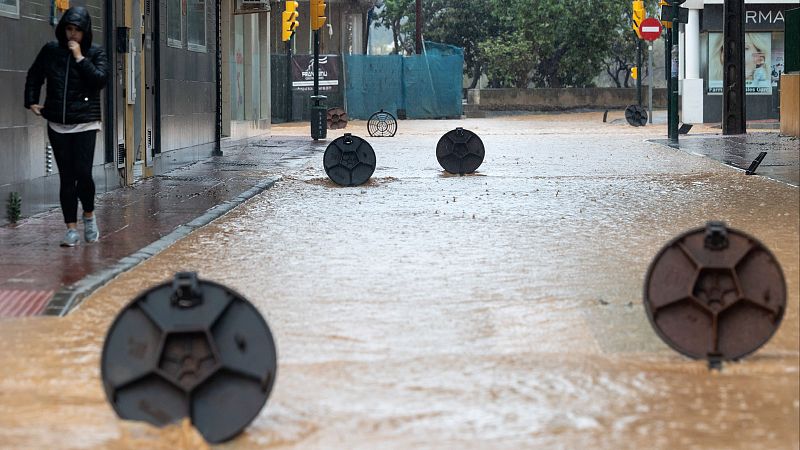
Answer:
[{"left": 1, "top": 114, "right": 798, "bottom": 449}]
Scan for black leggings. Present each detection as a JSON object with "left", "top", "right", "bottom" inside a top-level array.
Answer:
[{"left": 48, "top": 127, "right": 97, "bottom": 224}]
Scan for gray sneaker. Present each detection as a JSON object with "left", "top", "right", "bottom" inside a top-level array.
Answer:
[
  {"left": 83, "top": 216, "right": 100, "bottom": 242},
  {"left": 60, "top": 228, "right": 80, "bottom": 247}
]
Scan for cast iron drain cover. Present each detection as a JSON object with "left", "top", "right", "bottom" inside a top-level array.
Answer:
[
  {"left": 367, "top": 110, "right": 398, "bottom": 137},
  {"left": 323, "top": 133, "right": 376, "bottom": 186},
  {"left": 644, "top": 222, "right": 786, "bottom": 362},
  {"left": 101, "top": 272, "right": 277, "bottom": 443},
  {"left": 436, "top": 128, "right": 485, "bottom": 175},
  {"left": 625, "top": 104, "right": 648, "bottom": 127}
]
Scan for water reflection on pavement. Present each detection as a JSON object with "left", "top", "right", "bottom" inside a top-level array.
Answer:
[{"left": 0, "top": 114, "right": 797, "bottom": 449}]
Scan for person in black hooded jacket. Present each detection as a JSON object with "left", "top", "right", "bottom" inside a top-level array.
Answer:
[{"left": 25, "top": 6, "right": 109, "bottom": 247}]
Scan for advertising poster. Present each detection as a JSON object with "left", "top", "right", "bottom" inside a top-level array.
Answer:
[
  {"left": 292, "top": 55, "right": 340, "bottom": 93},
  {"left": 771, "top": 32, "right": 784, "bottom": 87},
  {"left": 231, "top": 16, "right": 245, "bottom": 120},
  {"left": 708, "top": 32, "right": 772, "bottom": 95}
]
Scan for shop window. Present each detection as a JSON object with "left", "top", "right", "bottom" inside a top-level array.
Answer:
[
  {"left": 0, "top": 0, "right": 20, "bottom": 19},
  {"left": 167, "top": 0, "right": 183, "bottom": 48},
  {"left": 187, "top": 0, "right": 206, "bottom": 52},
  {"left": 708, "top": 31, "right": 774, "bottom": 95}
]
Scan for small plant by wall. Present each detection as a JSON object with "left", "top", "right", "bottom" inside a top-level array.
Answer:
[{"left": 6, "top": 192, "right": 21, "bottom": 224}]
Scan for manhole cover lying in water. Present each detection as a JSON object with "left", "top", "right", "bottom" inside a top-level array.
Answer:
[
  {"left": 625, "top": 104, "right": 648, "bottom": 127},
  {"left": 323, "top": 133, "right": 376, "bottom": 186},
  {"left": 436, "top": 128, "right": 485, "bottom": 175},
  {"left": 644, "top": 222, "right": 786, "bottom": 362},
  {"left": 101, "top": 272, "right": 277, "bottom": 444}
]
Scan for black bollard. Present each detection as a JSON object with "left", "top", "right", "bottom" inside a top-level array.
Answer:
[
  {"left": 101, "top": 272, "right": 277, "bottom": 443},
  {"left": 323, "top": 133, "right": 377, "bottom": 187},
  {"left": 436, "top": 128, "right": 485, "bottom": 175}
]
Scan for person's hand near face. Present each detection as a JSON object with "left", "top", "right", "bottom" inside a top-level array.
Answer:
[{"left": 65, "top": 24, "right": 83, "bottom": 60}]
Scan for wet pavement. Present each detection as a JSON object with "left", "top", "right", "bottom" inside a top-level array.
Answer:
[
  {"left": 0, "top": 113, "right": 798, "bottom": 449},
  {"left": 0, "top": 137, "right": 315, "bottom": 317},
  {"left": 651, "top": 133, "right": 800, "bottom": 187}
]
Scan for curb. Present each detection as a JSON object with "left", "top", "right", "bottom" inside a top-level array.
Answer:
[{"left": 43, "top": 177, "right": 281, "bottom": 317}]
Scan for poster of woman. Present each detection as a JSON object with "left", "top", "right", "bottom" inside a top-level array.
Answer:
[{"left": 707, "top": 32, "right": 772, "bottom": 95}]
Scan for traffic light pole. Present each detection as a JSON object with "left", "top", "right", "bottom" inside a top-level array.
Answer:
[
  {"left": 648, "top": 44, "right": 653, "bottom": 123},
  {"left": 286, "top": 39, "right": 292, "bottom": 122},
  {"left": 636, "top": 38, "right": 643, "bottom": 106},
  {"left": 314, "top": 30, "right": 319, "bottom": 98},
  {"left": 668, "top": 5, "right": 679, "bottom": 143}
]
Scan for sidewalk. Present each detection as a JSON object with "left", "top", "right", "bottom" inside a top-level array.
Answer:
[
  {"left": 0, "top": 134, "right": 321, "bottom": 318},
  {"left": 651, "top": 132, "right": 800, "bottom": 187}
]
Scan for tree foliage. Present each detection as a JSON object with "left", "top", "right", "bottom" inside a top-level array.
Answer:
[
  {"left": 374, "top": 0, "right": 415, "bottom": 54},
  {"left": 478, "top": 31, "right": 535, "bottom": 88},
  {"left": 376, "top": 0, "right": 636, "bottom": 88}
]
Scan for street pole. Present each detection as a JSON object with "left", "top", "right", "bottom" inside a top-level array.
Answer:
[
  {"left": 665, "top": 27, "right": 671, "bottom": 135},
  {"left": 286, "top": 39, "right": 292, "bottom": 122},
  {"left": 637, "top": 38, "right": 643, "bottom": 106},
  {"left": 648, "top": 44, "right": 654, "bottom": 123},
  {"left": 722, "top": 0, "right": 746, "bottom": 134},
  {"left": 668, "top": 5, "right": 679, "bottom": 143},
  {"left": 213, "top": 0, "right": 222, "bottom": 156},
  {"left": 314, "top": 30, "right": 320, "bottom": 99},
  {"left": 415, "top": 0, "right": 422, "bottom": 54}
]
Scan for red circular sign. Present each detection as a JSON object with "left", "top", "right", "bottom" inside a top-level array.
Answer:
[{"left": 639, "top": 17, "right": 663, "bottom": 41}]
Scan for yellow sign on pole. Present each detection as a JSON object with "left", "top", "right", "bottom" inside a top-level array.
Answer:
[{"left": 632, "top": 1, "right": 645, "bottom": 38}]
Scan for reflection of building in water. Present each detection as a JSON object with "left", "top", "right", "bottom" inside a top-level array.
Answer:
[{"left": 679, "top": 0, "right": 796, "bottom": 124}]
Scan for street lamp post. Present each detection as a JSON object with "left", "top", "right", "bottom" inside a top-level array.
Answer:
[{"left": 722, "top": 0, "right": 746, "bottom": 134}]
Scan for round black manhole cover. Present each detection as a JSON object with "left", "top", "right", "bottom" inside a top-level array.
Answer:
[
  {"left": 625, "top": 104, "right": 648, "bottom": 127},
  {"left": 323, "top": 133, "right": 376, "bottom": 186},
  {"left": 436, "top": 128, "right": 485, "bottom": 175},
  {"left": 367, "top": 110, "right": 398, "bottom": 137},
  {"left": 643, "top": 222, "right": 786, "bottom": 362},
  {"left": 101, "top": 272, "right": 277, "bottom": 443}
]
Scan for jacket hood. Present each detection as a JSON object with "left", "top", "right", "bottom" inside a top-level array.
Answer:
[{"left": 55, "top": 6, "right": 93, "bottom": 50}]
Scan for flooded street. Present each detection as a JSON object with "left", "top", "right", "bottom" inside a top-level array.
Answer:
[{"left": 1, "top": 114, "right": 798, "bottom": 449}]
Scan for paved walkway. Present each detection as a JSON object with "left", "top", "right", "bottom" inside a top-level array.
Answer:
[
  {"left": 0, "top": 135, "right": 320, "bottom": 317},
  {"left": 651, "top": 132, "right": 799, "bottom": 187}
]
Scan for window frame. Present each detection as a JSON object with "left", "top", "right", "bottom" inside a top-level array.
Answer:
[
  {"left": 0, "top": 0, "right": 20, "bottom": 19},
  {"left": 167, "top": 0, "right": 184, "bottom": 49},
  {"left": 186, "top": 0, "right": 207, "bottom": 53}
]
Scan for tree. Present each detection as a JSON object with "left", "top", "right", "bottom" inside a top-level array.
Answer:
[
  {"left": 478, "top": 31, "right": 536, "bottom": 88},
  {"left": 422, "top": 0, "right": 508, "bottom": 89},
  {"left": 603, "top": 0, "right": 660, "bottom": 87},
  {"left": 375, "top": 0, "right": 415, "bottom": 54},
  {"left": 495, "top": 0, "right": 629, "bottom": 88},
  {"left": 377, "top": 0, "right": 632, "bottom": 89},
  {"left": 604, "top": 30, "right": 638, "bottom": 88}
]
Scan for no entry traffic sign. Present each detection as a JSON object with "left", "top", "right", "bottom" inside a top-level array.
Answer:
[{"left": 639, "top": 17, "right": 663, "bottom": 41}]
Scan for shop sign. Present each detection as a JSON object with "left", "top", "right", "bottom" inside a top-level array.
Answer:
[
  {"left": 292, "top": 55, "right": 341, "bottom": 93},
  {"left": 703, "top": 4, "right": 791, "bottom": 31}
]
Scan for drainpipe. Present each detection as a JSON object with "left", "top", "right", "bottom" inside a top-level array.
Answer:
[{"left": 213, "top": 0, "right": 223, "bottom": 156}]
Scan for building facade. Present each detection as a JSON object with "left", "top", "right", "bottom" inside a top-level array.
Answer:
[
  {"left": 679, "top": 0, "right": 799, "bottom": 123},
  {"left": 0, "top": 0, "right": 273, "bottom": 224}
]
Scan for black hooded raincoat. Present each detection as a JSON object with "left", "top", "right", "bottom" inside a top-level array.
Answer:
[{"left": 24, "top": 7, "right": 109, "bottom": 125}]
